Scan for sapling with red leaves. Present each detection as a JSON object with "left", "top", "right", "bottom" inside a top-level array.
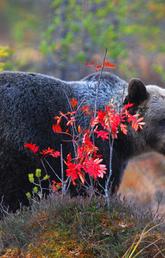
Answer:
[
  {"left": 24, "top": 53, "right": 145, "bottom": 204},
  {"left": 24, "top": 94, "right": 144, "bottom": 202}
]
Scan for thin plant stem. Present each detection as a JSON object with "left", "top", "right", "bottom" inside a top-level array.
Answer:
[
  {"left": 89, "top": 49, "right": 108, "bottom": 193},
  {"left": 105, "top": 137, "right": 114, "bottom": 207},
  {"left": 43, "top": 158, "right": 62, "bottom": 182},
  {"left": 60, "top": 143, "right": 66, "bottom": 195},
  {"left": 94, "top": 48, "right": 108, "bottom": 118},
  {"left": 66, "top": 176, "right": 71, "bottom": 192}
]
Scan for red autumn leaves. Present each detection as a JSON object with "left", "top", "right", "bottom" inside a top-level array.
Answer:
[
  {"left": 65, "top": 133, "right": 106, "bottom": 185},
  {"left": 92, "top": 103, "right": 145, "bottom": 139},
  {"left": 24, "top": 144, "right": 60, "bottom": 158},
  {"left": 24, "top": 143, "right": 39, "bottom": 154},
  {"left": 40, "top": 147, "right": 60, "bottom": 158},
  {"left": 24, "top": 57, "right": 145, "bottom": 193},
  {"left": 24, "top": 97, "right": 145, "bottom": 187},
  {"left": 85, "top": 59, "right": 116, "bottom": 71}
]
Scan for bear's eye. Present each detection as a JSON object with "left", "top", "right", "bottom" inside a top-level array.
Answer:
[{"left": 159, "top": 119, "right": 165, "bottom": 126}]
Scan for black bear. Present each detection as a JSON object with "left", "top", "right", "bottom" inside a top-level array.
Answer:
[{"left": 0, "top": 71, "right": 164, "bottom": 211}]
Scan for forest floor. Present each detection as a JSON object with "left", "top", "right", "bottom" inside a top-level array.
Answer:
[
  {"left": 0, "top": 152, "right": 165, "bottom": 258},
  {"left": 0, "top": 196, "right": 165, "bottom": 257}
]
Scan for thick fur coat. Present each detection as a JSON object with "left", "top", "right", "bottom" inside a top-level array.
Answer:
[{"left": 0, "top": 71, "right": 164, "bottom": 211}]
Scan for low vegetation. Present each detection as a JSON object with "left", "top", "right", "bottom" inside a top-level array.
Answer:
[{"left": 0, "top": 195, "right": 164, "bottom": 258}]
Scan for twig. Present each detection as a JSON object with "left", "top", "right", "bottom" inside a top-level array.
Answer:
[
  {"left": 94, "top": 48, "right": 108, "bottom": 118},
  {"left": 43, "top": 158, "right": 62, "bottom": 182},
  {"left": 104, "top": 137, "right": 114, "bottom": 208}
]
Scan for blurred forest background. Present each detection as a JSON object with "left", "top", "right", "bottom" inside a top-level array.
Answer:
[
  {"left": 0, "top": 0, "right": 165, "bottom": 85},
  {"left": 0, "top": 0, "right": 165, "bottom": 212}
]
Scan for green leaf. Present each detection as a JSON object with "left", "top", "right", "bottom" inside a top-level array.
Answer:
[
  {"left": 43, "top": 174, "right": 50, "bottom": 181},
  {"left": 28, "top": 173, "right": 34, "bottom": 183},
  {"left": 35, "top": 168, "right": 41, "bottom": 178},
  {"left": 33, "top": 186, "right": 38, "bottom": 193},
  {"left": 26, "top": 192, "right": 31, "bottom": 199}
]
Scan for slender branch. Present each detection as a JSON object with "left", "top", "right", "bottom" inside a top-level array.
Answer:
[
  {"left": 60, "top": 143, "right": 66, "bottom": 195},
  {"left": 104, "top": 137, "right": 114, "bottom": 207},
  {"left": 88, "top": 49, "right": 108, "bottom": 191},
  {"left": 66, "top": 176, "right": 71, "bottom": 192},
  {"left": 94, "top": 48, "right": 108, "bottom": 118},
  {"left": 43, "top": 158, "right": 62, "bottom": 182}
]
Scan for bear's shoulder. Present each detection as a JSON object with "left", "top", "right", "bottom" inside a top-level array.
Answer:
[{"left": 0, "top": 71, "right": 64, "bottom": 87}]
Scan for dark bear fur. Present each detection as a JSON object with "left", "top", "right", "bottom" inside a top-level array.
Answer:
[{"left": 0, "top": 71, "right": 164, "bottom": 211}]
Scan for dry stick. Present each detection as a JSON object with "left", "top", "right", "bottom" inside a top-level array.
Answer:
[
  {"left": 43, "top": 158, "right": 62, "bottom": 182},
  {"left": 105, "top": 136, "right": 114, "bottom": 208},
  {"left": 61, "top": 89, "right": 82, "bottom": 194},
  {"left": 60, "top": 143, "right": 67, "bottom": 195},
  {"left": 105, "top": 80, "right": 127, "bottom": 206},
  {"left": 102, "top": 102, "right": 115, "bottom": 207},
  {"left": 93, "top": 48, "right": 108, "bottom": 118},
  {"left": 153, "top": 192, "right": 163, "bottom": 219},
  {"left": 123, "top": 222, "right": 165, "bottom": 258},
  {"left": 60, "top": 144, "right": 64, "bottom": 192},
  {"left": 0, "top": 196, "right": 9, "bottom": 216},
  {"left": 89, "top": 48, "right": 108, "bottom": 193},
  {"left": 135, "top": 239, "right": 165, "bottom": 258},
  {"left": 89, "top": 48, "right": 108, "bottom": 140},
  {"left": 62, "top": 89, "right": 78, "bottom": 157},
  {"left": 154, "top": 247, "right": 165, "bottom": 258},
  {"left": 65, "top": 176, "right": 71, "bottom": 193}
]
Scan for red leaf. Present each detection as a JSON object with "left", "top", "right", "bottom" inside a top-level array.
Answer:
[
  {"left": 70, "top": 98, "right": 78, "bottom": 109},
  {"left": 51, "top": 180, "right": 62, "bottom": 192},
  {"left": 78, "top": 125, "right": 82, "bottom": 133},
  {"left": 94, "top": 130, "right": 109, "bottom": 140},
  {"left": 24, "top": 143, "right": 39, "bottom": 154},
  {"left": 131, "top": 116, "right": 145, "bottom": 131},
  {"left": 120, "top": 123, "right": 128, "bottom": 135},
  {"left": 83, "top": 157, "right": 107, "bottom": 179},
  {"left": 82, "top": 133, "right": 98, "bottom": 154},
  {"left": 81, "top": 105, "right": 91, "bottom": 115},
  {"left": 85, "top": 59, "right": 116, "bottom": 71},
  {"left": 52, "top": 124, "right": 62, "bottom": 133},
  {"left": 95, "top": 64, "right": 102, "bottom": 71},
  {"left": 65, "top": 153, "right": 84, "bottom": 185},
  {"left": 54, "top": 115, "right": 62, "bottom": 124},
  {"left": 41, "top": 147, "right": 60, "bottom": 158},
  {"left": 122, "top": 102, "right": 134, "bottom": 111},
  {"left": 96, "top": 60, "right": 116, "bottom": 71},
  {"left": 94, "top": 106, "right": 121, "bottom": 138},
  {"left": 103, "top": 60, "right": 116, "bottom": 69}
]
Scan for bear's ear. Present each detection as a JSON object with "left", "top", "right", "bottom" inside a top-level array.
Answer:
[{"left": 125, "top": 78, "right": 148, "bottom": 105}]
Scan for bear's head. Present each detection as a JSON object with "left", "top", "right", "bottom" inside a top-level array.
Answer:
[{"left": 125, "top": 78, "right": 165, "bottom": 156}]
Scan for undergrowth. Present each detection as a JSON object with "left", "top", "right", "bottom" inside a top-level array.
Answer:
[{"left": 0, "top": 194, "right": 164, "bottom": 258}]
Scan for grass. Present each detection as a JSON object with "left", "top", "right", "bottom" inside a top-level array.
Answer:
[{"left": 0, "top": 194, "right": 164, "bottom": 257}]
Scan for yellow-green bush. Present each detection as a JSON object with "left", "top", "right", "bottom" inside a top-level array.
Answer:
[{"left": 0, "top": 46, "right": 13, "bottom": 71}]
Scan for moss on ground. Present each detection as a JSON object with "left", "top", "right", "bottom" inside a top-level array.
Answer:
[{"left": 0, "top": 195, "right": 164, "bottom": 257}]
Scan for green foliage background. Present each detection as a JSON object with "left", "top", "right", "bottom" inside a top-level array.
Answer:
[{"left": 0, "top": 0, "right": 165, "bottom": 83}]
